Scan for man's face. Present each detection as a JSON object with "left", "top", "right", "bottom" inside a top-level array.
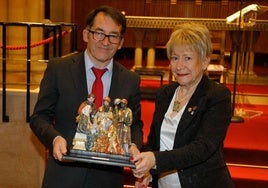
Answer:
[{"left": 83, "top": 12, "right": 124, "bottom": 68}]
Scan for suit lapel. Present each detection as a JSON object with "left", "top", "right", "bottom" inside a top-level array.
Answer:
[
  {"left": 109, "top": 61, "right": 122, "bottom": 99},
  {"left": 154, "top": 83, "right": 178, "bottom": 143},
  {"left": 174, "top": 76, "right": 209, "bottom": 144},
  {"left": 70, "top": 53, "right": 88, "bottom": 100},
  {"left": 161, "top": 83, "right": 178, "bottom": 113}
]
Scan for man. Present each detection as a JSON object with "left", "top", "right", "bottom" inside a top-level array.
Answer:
[{"left": 30, "top": 6, "right": 143, "bottom": 188}]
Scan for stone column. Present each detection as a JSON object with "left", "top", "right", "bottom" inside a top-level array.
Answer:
[
  {"left": 6, "top": 0, "right": 44, "bottom": 59},
  {"left": 146, "top": 29, "right": 159, "bottom": 68},
  {"left": 133, "top": 28, "right": 145, "bottom": 68}
]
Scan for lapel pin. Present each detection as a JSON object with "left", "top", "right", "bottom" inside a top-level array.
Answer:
[{"left": 188, "top": 106, "right": 197, "bottom": 115}]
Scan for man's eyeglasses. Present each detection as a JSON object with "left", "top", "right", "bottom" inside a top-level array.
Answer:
[{"left": 88, "top": 30, "right": 122, "bottom": 44}]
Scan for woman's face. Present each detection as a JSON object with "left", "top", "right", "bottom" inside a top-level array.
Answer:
[{"left": 170, "top": 45, "right": 209, "bottom": 88}]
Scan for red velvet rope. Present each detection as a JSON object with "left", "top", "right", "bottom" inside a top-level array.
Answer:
[{"left": 0, "top": 29, "right": 70, "bottom": 50}]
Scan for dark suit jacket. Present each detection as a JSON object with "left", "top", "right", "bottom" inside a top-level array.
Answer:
[
  {"left": 146, "top": 75, "right": 234, "bottom": 188},
  {"left": 30, "top": 52, "right": 143, "bottom": 188}
]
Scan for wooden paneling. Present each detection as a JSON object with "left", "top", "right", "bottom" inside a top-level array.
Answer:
[
  {"left": 144, "top": 1, "right": 171, "bottom": 16},
  {"left": 71, "top": 0, "right": 145, "bottom": 50},
  {"left": 71, "top": 0, "right": 268, "bottom": 53}
]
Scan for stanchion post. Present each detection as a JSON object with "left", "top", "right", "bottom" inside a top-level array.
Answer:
[
  {"left": 1, "top": 23, "right": 10, "bottom": 122},
  {"left": 26, "top": 24, "right": 31, "bottom": 123}
]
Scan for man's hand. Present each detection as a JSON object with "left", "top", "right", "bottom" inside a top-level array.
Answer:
[
  {"left": 52, "top": 136, "right": 67, "bottom": 161},
  {"left": 128, "top": 143, "right": 140, "bottom": 157}
]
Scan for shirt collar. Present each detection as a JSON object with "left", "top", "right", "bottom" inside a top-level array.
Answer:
[{"left": 84, "top": 50, "right": 113, "bottom": 73}]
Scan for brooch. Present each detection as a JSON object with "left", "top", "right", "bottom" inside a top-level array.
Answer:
[{"left": 188, "top": 106, "right": 197, "bottom": 115}]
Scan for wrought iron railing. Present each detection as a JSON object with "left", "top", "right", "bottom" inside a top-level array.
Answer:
[{"left": 0, "top": 22, "right": 78, "bottom": 122}]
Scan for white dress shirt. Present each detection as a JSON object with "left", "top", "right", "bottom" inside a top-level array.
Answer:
[
  {"left": 158, "top": 87, "right": 186, "bottom": 188},
  {"left": 84, "top": 51, "right": 112, "bottom": 97}
]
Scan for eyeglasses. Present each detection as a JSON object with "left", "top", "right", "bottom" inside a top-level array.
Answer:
[{"left": 88, "top": 30, "right": 122, "bottom": 44}]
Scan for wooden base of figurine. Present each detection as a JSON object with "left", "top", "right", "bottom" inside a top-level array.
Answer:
[{"left": 62, "top": 148, "right": 135, "bottom": 168}]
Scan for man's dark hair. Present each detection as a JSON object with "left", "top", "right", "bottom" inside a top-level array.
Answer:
[{"left": 86, "top": 6, "right": 126, "bottom": 35}]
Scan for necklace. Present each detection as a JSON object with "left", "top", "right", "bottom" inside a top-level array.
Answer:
[
  {"left": 172, "top": 96, "right": 189, "bottom": 112},
  {"left": 172, "top": 100, "right": 181, "bottom": 112},
  {"left": 172, "top": 87, "right": 194, "bottom": 112}
]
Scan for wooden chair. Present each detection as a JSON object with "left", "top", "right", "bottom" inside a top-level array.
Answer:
[
  {"left": 134, "top": 67, "right": 166, "bottom": 100},
  {"left": 210, "top": 30, "right": 226, "bottom": 66}
]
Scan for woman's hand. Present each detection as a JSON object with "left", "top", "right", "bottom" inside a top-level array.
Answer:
[
  {"left": 132, "top": 151, "right": 156, "bottom": 178},
  {"left": 135, "top": 173, "right": 151, "bottom": 188}
]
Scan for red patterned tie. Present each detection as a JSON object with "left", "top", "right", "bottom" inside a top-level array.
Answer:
[{"left": 91, "top": 67, "right": 107, "bottom": 109}]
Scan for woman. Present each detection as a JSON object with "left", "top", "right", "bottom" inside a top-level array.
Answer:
[{"left": 132, "top": 23, "right": 234, "bottom": 188}]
